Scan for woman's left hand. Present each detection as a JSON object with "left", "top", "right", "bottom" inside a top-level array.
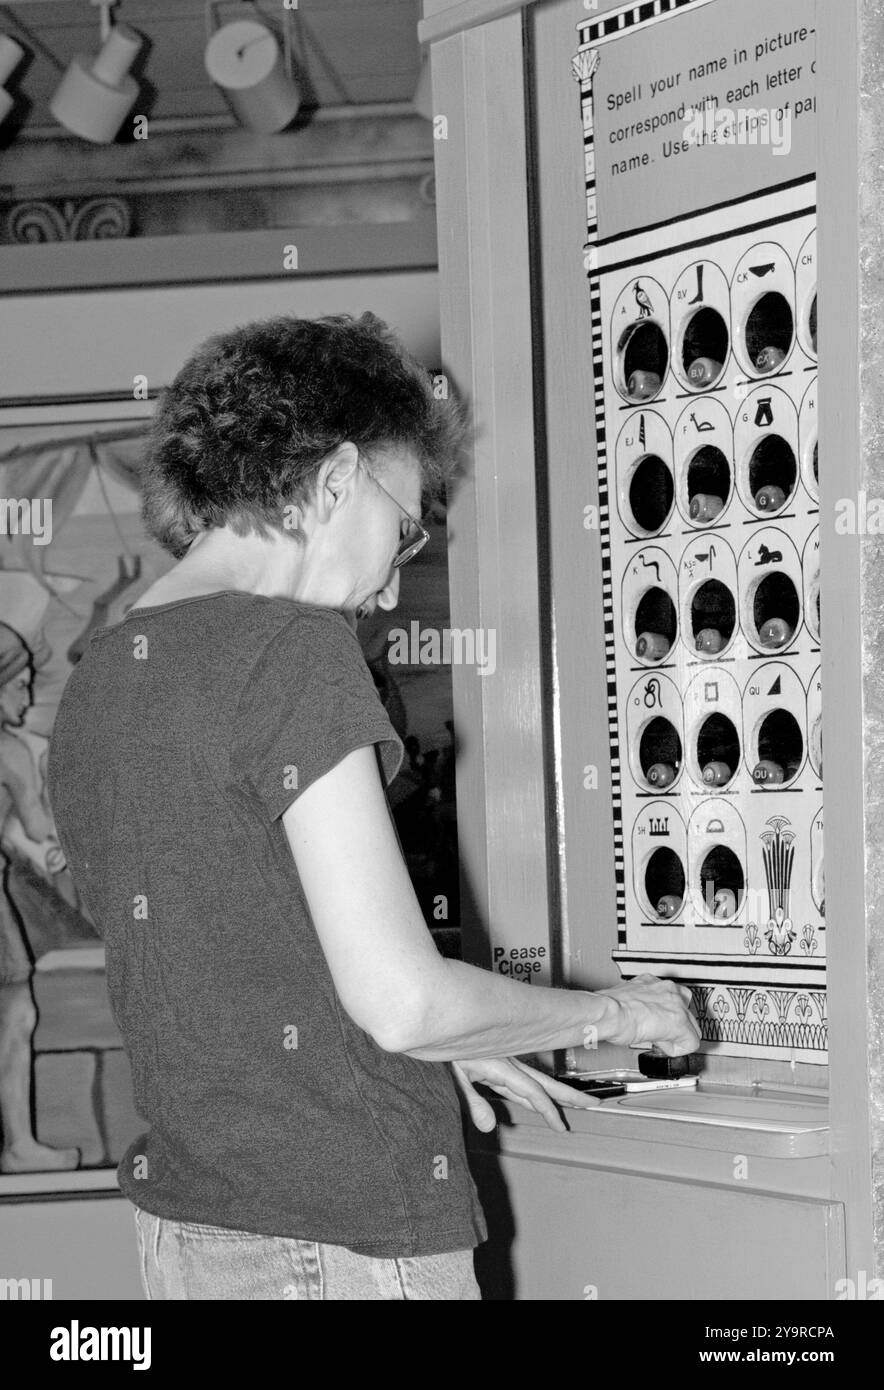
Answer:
[{"left": 450, "top": 1057, "right": 600, "bottom": 1134}]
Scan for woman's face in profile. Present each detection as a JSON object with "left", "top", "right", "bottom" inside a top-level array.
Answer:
[{"left": 323, "top": 448, "right": 423, "bottom": 629}]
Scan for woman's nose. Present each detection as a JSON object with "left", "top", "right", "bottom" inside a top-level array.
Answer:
[{"left": 376, "top": 568, "right": 401, "bottom": 612}]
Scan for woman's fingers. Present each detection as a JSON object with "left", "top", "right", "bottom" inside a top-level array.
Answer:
[
  {"left": 480, "top": 1062, "right": 569, "bottom": 1131},
  {"left": 454, "top": 1057, "right": 617, "bottom": 1134},
  {"left": 494, "top": 1082, "right": 567, "bottom": 1131},
  {"left": 506, "top": 1058, "right": 603, "bottom": 1111},
  {"left": 455, "top": 1058, "right": 567, "bottom": 1131},
  {"left": 450, "top": 1063, "right": 498, "bottom": 1132}
]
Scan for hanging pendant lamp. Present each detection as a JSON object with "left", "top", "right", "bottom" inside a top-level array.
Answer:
[
  {"left": 49, "top": 3, "right": 142, "bottom": 144},
  {"left": 204, "top": 2, "right": 301, "bottom": 134}
]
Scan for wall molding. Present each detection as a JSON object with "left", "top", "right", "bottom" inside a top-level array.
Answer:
[
  {"left": 0, "top": 104, "right": 436, "bottom": 247},
  {"left": 0, "top": 217, "right": 439, "bottom": 293}
]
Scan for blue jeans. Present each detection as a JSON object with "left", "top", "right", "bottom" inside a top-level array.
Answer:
[{"left": 133, "top": 1207, "right": 482, "bottom": 1300}]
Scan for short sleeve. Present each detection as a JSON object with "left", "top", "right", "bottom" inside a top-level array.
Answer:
[{"left": 230, "top": 610, "right": 404, "bottom": 821}]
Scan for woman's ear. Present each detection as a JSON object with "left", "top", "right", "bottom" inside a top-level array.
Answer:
[{"left": 316, "top": 442, "right": 360, "bottom": 519}]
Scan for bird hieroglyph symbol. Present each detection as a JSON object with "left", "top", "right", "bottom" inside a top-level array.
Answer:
[{"left": 634, "top": 282, "right": 654, "bottom": 318}]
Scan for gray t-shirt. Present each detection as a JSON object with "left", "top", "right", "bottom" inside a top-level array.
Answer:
[{"left": 47, "top": 591, "right": 487, "bottom": 1258}]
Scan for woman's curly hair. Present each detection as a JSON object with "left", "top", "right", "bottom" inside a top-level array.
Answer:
[{"left": 140, "top": 311, "right": 468, "bottom": 558}]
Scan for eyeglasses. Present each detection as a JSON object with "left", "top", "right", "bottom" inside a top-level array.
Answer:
[{"left": 359, "top": 458, "right": 430, "bottom": 568}]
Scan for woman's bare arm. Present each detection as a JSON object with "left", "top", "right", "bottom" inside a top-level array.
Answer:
[{"left": 282, "top": 745, "right": 698, "bottom": 1060}]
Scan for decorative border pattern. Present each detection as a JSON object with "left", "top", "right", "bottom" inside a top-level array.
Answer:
[
  {"left": 574, "top": 41, "right": 625, "bottom": 946},
  {"left": 577, "top": 0, "right": 714, "bottom": 47},
  {"left": 4, "top": 197, "right": 132, "bottom": 244}
]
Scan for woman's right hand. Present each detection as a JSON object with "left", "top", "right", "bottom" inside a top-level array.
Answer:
[{"left": 596, "top": 973, "right": 701, "bottom": 1056}]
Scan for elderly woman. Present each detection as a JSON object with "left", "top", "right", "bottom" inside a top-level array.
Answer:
[{"left": 47, "top": 313, "right": 698, "bottom": 1301}]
